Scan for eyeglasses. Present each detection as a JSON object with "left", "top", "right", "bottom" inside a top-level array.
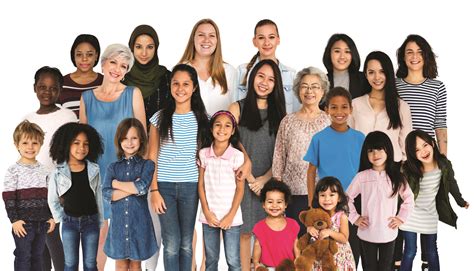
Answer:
[{"left": 300, "top": 85, "right": 322, "bottom": 91}]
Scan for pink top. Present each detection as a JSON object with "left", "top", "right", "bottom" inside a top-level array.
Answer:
[
  {"left": 346, "top": 169, "right": 414, "bottom": 243},
  {"left": 253, "top": 217, "right": 299, "bottom": 267},
  {"left": 350, "top": 94, "right": 413, "bottom": 162},
  {"left": 198, "top": 144, "right": 244, "bottom": 226}
]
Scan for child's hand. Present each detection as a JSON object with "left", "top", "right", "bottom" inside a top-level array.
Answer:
[
  {"left": 12, "top": 220, "right": 27, "bottom": 237},
  {"left": 219, "top": 213, "right": 234, "bottom": 230},
  {"left": 307, "top": 226, "right": 319, "bottom": 238},
  {"left": 355, "top": 216, "right": 369, "bottom": 229},
  {"left": 249, "top": 176, "right": 266, "bottom": 196},
  {"left": 464, "top": 201, "right": 469, "bottom": 209},
  {"left": 47, "top": 218, "right": 55, "bottom": 233},
  {"left": 388, "top": 216, "right": 403, "bottom": 229},
  {"left": 318, "top": 229, "right": 332, "bottom": 240},
  {"left": 150, "top": 191, "right": 167, "bottom": 214},
  {"left": 204, "top": 211, "right": 220, "bottom": 227}
]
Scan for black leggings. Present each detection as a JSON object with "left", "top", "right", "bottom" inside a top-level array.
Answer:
[{"left": 360, "top": 239, "right": 395, "bottom": 271}]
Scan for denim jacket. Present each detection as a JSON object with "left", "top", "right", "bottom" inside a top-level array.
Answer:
[
  {"left": 48, "top": 160, "right": 104, "bottom": 227},
  {"left": 102, "top": 156, "right": 158, "bottom": 260}
]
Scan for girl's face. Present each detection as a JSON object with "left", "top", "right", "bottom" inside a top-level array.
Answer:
[
  {"left": 121, "top": 127, "right": 140, "bottom": 158},
  {"left": 212, "top": 114, "right": 234, "bottom": 144},
  {"left": 326, "top": 95, "right": 352, "bottom": 127},
  {"left": 366, "top": 59, "right": 386, "bottom": 92},
  {"left": 368, "top": 148, "right": 387, "bottom": 171},
  {"left": 299, "top": 74, "right": 324, "bottom": 106},
  {"left": 253, "top": 64, "right": 275, "bottom": 98},
  {"left": 331, "top": 40, "right": 352, "bottom": 72},
  {"left": 102, "top": 56, "right": 129, "bottom": 83},
  {"left": 69, "top": 132, "right": 89, "bottom": 164},
  {"left": 253, "top": 24, "right": 280, "bottom": 59},
  {"left": 404, "top": 41, "right": 424, "bottom": 73},
  {"left": 16, "top": 135, "right": 41, "bottom": 163},
  {"left": 34, "top": 74, "right": 60, "bottom": 106},
  {"left": 194, "top": 23, "right": 217, "bottom": 58},
  {"left": 415, "top": 136, "right": 434, "bottom": 166},
  {"left": 74, "top": 42, "right": 98, "bottom": 73},
  {"left": 133, "top": 34, "right": 156, "bottom": 65},
  {"left": 171, "top": 71, "right": 195, "bottom": 105},
  {"left": 262, "top": 190, "right": 287, "bottom": 218},
  {"left": 318, "top": 187, "right": 340, "bottom": 214}
]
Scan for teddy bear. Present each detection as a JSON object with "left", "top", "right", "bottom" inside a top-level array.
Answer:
[{"left": 294, "top": 208, "right": 338, "bottom": 271}]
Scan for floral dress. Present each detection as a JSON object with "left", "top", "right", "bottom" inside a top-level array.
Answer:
[{"left": 314, "top": 211, "right": 355, "bottom": 271}]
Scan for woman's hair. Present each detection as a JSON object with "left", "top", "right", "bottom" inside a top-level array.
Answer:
[
  {"left": 158, "top": 64, "right": 210, "bottom": 149},
  {"left": 292, "top": 66, "right": 329, "bottom": 103},
  {"left": 242, "top": 19, "right": 279, "bottom": 86},
  {"left": 322, "top": 33, "right": 361, "bottom": 73},
  {"left": 34, "top": 66, "right": 64, "bottom": 88},
  {"left": 359, "top": 131, "right": 405, "bottom": 197},
  {"left": 180, "top": 19, "right": 229, "bottom": 94},
  {"left": 396, "top": 34, "right": 438, "bottom": 79},
  {"left": 403, "top": 129, "right": 443, "bottom": 183},
  {"left": 70, "top": 34, "right": 101, "bottom": 67},
  {"left": 202, "top": 110, "right": 241, "bottom": 151},
  {"left": 50, "top": 122, "right": 103, "bottom": 164},
  {"left": 259, "top": 178, "right": 291, "bottom": 203},
  {"left": 13, "top": 120, "right": 45, "bottom": 146},
  {"left": 100, "top": 43, "right": 134, "bottom": 72},
  {"left": 114, "top": 118, "right": 147, "bottom": 159},
  {"left": 240, "top": 59, "right": 286, "bottom": 135},
  {"left": 324, "top": 86, "right": 352, "bottom": 108},
  {"left": 311, "top": 176, "right": 348, "bottom": 212},
  {"left": 364, "top": 51, "right": 402, "bottom": 129}
]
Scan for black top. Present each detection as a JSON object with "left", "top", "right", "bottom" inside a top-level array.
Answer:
[{"left": 62, "top": 165, "right": 98, "bottom": 217}]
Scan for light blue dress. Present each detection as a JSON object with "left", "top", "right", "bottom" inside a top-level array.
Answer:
[{"left": 82, "top": 86, "right": 134, "bottom": 219}]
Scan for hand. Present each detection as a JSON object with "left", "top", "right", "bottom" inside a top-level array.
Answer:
[
  {"left": 307, "top": 226, "right": 319, "bottom": 238},
  {"left": 204, "top": 210, "right": 220, "bottom": 227},
  {"left": 355, "top": 216, "right": 369, "bottom": 229},
  {"left": 236, "top": 159, "right": 252, "bottom": 182},
  {"left": 388, "top": 216, "right": 403, "bottom": 229},
  {"left": 318, "top": 229, "right": 331, "bottom": 240},
  {"left": 12, "top": 220, "right": 27, "bottom": 237},
  {"left": 47, "top": 219, "right": 55, "bottom": 233},
  {"left": 150, "top": 191, "right": 167, "bottom": 214},
  {"left": 219, "top": 213, "right": 235, "bottom": 230},
  {"left": 464, "top": 201, "right": 469, "bottom": 209},
  {"left": 112, "top": 179, "right": 119, "bottom": 188}
]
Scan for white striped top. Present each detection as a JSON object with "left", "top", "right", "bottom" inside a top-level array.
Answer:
[
  {"left": 150, "top": 111, "right": 198, "bottom": 183},
  {"left": 400, "top": 169, "right": 441, "bottom": 234},
  {"left": 396, "top": 78, "right": 447, "bottom": 138}
]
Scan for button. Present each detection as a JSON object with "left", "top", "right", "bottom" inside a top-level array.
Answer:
[
  {"left": 125, "top": 198, "right": 128, "bottom": 201},
  {"left": 126, "top": 172, "right": 129, "bottom": 175},
  {"left": 125, "top": 211, "right": 128, "bottom": 214},
  {"left": 125, "top": 225, "right": 128, "bottom": 228},
  {"left": 126, "top": 238, "right": 128, "bottom": 241}
]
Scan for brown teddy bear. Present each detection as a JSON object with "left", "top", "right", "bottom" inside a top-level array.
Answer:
[{"left": 294, "top": 208, "right": 338, "bottom": 271}]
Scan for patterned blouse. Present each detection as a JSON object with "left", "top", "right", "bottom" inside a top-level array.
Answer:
[{"left": 272, "top": 112, "right": 331, "bottom": 195}]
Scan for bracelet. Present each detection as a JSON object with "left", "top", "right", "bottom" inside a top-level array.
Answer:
[{"left": 150, "top": 189, "right": 159, "bottom": 193}]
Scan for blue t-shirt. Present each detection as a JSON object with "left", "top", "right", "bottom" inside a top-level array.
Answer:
[{"left": 303, "top": 126, "right": 365, "bottom": 190}]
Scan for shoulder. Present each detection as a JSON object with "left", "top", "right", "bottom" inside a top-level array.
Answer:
[
  {"left": 279, "top": 62, "right": 296, "bottom": 73},
  {"left": 223, "top": 63, "right": 236, "bottom": 73},
  {"left": 348, "top": 128, "right": 365, "bottom": 139},
  {"left": 150, "top": 110, "right": 162, "bottom": 126},
  {"left": 228, "top": 102, "right": 240, "bottom": 120}
]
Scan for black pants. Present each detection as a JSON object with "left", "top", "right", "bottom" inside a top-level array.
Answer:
[
  {"left": 42, "top": 223, "right": 64, "bottom": 271},
  {"left": 360, "top": 239, "right": 395, "bottom": 271},
  {"left": 286, "top": 195, "right": 308, "bottom": 237}
]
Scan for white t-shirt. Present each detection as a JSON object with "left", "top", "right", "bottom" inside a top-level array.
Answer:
[{"left": 199, "top": 63, "right": 237, "bottom": 115}]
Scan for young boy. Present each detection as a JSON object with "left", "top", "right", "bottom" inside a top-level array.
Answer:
[
  {"left": 303, "top": 86, "right": 365, "bottom": 267},
  {"left": 3, "top": 120, "right": 55, "bottom": 270}
]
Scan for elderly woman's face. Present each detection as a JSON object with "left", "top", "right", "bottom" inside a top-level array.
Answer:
[
  {"left": 102, "top": 56, "right": 129, "bottom": 83},
  {"left": 299, "top": 74, "right": 324, "bottom": 106}
]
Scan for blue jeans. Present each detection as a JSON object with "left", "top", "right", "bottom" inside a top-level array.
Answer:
[
  {"left": 12, "top": 221, "right": 48, "bottom": 271},
  {"left": 202, "top": 224, "right": 241, "bottom": 271},
  {"left": 401, "top": 231, "right": 439, "bottom": 271},
  {"left": 62, "top": 214, "right": 100, "bottom": 271},
  {"left": 158, "top": 182, "right": 198, "bottom": 271}
]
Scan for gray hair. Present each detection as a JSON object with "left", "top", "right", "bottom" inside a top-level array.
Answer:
[
  {"left": 100, "top": 43, "right": 134, "bottom": 72},
  {"left": 293, "top": 66, "right": 329, "bottom": 103}
]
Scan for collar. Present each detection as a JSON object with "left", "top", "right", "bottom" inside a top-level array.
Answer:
[
  {"left": 118, "top": 155, "right": 140, "bottom": 162},
  {"left": 205, "top": 144, "right": 235, "bottom": 160}
]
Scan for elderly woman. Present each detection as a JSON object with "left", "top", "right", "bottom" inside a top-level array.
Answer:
[
  {"left": 272, "top": 67, "right": 331, "bottom": 236},
  {"left": 79, "top": 43, "right": 146, "bottom": 271}
]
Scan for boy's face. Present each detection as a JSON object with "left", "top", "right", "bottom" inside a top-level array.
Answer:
[
  {"left": 34, "top": 74, "right": 60, "bottom": 106},
  {"left": 325, "top": 95, "right": 352, "bottom": 127},
  {"left": 16, "top": 135, "right": 41, "bottom": 163},
  {"left": 262, "top": 190, "right": 287, "bottom": 218}
]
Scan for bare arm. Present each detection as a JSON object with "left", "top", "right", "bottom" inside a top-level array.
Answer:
[
  {"left": 79, "top": 96, "right": 87, "bottom": 123},
  {"left": 132, "top": 87, "right": 147, "bottom": 135},
  {"left": 319, "top": 213, "right": 349, "bottom": 244},
  {"left": 435, "top": 128, "right": 448, "bottom": 156},
  {"left": 229, "top": 101, "right": 252, "bottom": 181},
  {"left": 293, "top": 238, "right": 300, "bottom": 257},
  {"left": 252, "top": 238, "right": 263, "bottom": 269},
  {"left": 112, "top": 180, "right": 138, "bottom": 194},
  {"left": 147, "top": 124, "right": 167, "bottom": 214},
  {"left": 307, "top": 164, "right": 317, "bottom": 207},
  {"left": 111, "top": 189, "right": 133, "bottom": 201}
]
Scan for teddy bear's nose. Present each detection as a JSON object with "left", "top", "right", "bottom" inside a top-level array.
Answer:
[{"left": 317, "top": 221, "right": 323, "bottom": 227}]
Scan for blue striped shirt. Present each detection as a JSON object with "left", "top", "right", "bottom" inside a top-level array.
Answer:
[{"left": 150, "top": 111, "right": 198, "bottom": 183}]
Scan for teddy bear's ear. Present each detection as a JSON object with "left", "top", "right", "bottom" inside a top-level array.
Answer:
[{"left": 299, "top": 210, "right": 307, "bottom": 223}]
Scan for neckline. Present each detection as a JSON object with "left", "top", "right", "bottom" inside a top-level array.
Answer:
[{"left": 92, "top": 86, "right": 127, "bottom": 103}]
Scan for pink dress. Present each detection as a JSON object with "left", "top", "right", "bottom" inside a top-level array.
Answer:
[{"left": 314, "top": 211, "right": 355, "bottom": 271}]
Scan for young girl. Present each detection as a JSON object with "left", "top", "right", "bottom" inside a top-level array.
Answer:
[
  {"left": 147, "top": 64, "right": 210, "bottom": 271},
  {"left": 48, "top": 122, "right": 104, "bottom": 271},
  {"left": 236, "top": 19, "right": 297, "bottom": 113},
  {"left": 252, "top": 179, "right": 299, "bottom": 269},
  {"left": 346, "top": 131, "right": 414, "bottom": 271},
  {"left": 399, "top": 130, "right": 469, "bottom": 271},
  {"left": 310, "top": 176, "right": 355, "bottom": 270},
  {"left": 197, "top": 110, "right": 245, "bottom": 270},
  {"left": 102, "top": 118, "right": 157, "bottom": 270}
]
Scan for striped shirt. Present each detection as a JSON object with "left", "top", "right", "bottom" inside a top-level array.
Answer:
[
  {"left": 198, "top": 145, "right": 244, "bottom": 226},
  {"left": 396, "top": 78, "right": 447, "bottom": 138},
  {"left": 150, "top": 111, "right": 198, "bottom": 183},
  {"left": 400, "top": 169, "right": 441, "bottom": 234},
  {"left": 59, "top": 73, "right": 103, "bottom": 118}
]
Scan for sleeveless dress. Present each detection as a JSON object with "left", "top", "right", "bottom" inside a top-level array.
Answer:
[
  {"left": 238, "top": 100, "right": 276, "bottom": 233},
  {"left": 314, "top": 211, "right": 356, "bottom": 271},
  {"left": 82, "top": 86, "right": 134, "bottom": 219}
]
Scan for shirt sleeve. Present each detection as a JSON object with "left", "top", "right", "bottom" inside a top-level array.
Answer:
[
  {"left": 48, "top": 170, "right": 64, "bottom": 223},
  {"left": 3, "top": 166, "right": 19, "bottom": 223},
  {"left": 133, "top": 160, "right": 155, "bottom": 195},
  {"left": 233, "top": 150, "right": 245, "bottom": 171},
  {"left": 272, "top": 116, "right": 288, "bottom": 179},
  {"left": 102, "top": 164, "right": 115, "bottom": 203},
  {"left": 198, "top": 149, "right": 207, "bottom": 169},
  {"left": 397, "top": 180, "right": 415, "bottom": 223},
  {"left": 346, "top": 173, "right": 362, "bottom": 224},
  {"left": 149, "top": 110, "right": 160, "bottom": 127},
  {"left": 399, "top": 99, "right": 413, "bottom": 161},
  {"left": 434, "top": 81, "right": 447, "bottom": 129}
]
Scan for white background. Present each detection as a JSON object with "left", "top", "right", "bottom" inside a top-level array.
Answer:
[{"left": 0, "top": 0, "right": 472, "bottom": 270}]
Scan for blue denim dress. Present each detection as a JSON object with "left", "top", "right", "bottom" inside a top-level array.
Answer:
[{"left": 102, "top": 156, "right": 158, "bottom": 260}]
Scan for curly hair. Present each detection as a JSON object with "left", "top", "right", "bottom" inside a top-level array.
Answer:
[{"left": 259, "top": 178, "right": 291, "bottom": 203}]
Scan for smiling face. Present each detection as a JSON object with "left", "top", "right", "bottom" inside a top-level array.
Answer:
[
  {"left": 299, "top": 74, "right": 324, "bottom": 106},
  {"left": 253, "top": 24, "right": 280, "bottom": 59},
  {"left": 331, "top": 40, "right": 352, "bottom": 72},
  {"left": 262, "top": 190, "right": 287, "bottom": 218},
  {"left": 326, "top": 95, "right": 352, "bottom": 130},
  {"left": 121, "top": 127, "right": 140, "bottom": 158},
  {"left": 253, "top": 64, "right": 275, "bottom": 98},
  {"left": 211, "top": 114, "right": 234, "bottom": 144},
  {"left": 171, "top": 70, "right": 195, "bottom": 105},
  {"left": 69, "top": 132, "right": 89, "bottom": 164},
  {"left": 404, "top": 41, "right": 424, "bottom": 73},
  {"left": 74, "top": 42, "right": 98, "bottom": 73},
  {"left": 102, "top": 56, "right": 129, "bottom": 83},
  {"left": 34, "top": 74, "right": 60, "bottom": 106},
  {"left": 368, "top": 148, "right": 387, "bottom": 171},
  {"left": 366, "top": 59, "right": 386, "bottom": 92},
  {"left": 318, "top": 187, "right": 340, "bottom": 214},
  {"left": 16, "top": 135, "right": 41, "bottom": 164},
  {"left": 415, "top": 136, "right": 435, "bottom": 167},
  {"left": 194, "top": 23, "right": 217, "bottom": 58},
  {"left": 133, "top": 34, "right": 156, "bottom": 65}
]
